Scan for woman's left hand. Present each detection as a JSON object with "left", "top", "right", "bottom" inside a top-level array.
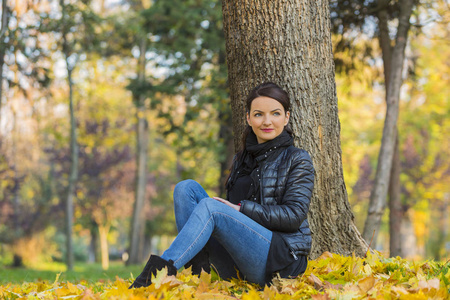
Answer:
[{"left": 212, "top": 197, "right": 240, "bottom": 212}]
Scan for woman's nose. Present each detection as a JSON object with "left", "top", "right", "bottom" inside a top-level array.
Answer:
[{"left": 263, "top": 116, "right": 272, "bottom": 125}]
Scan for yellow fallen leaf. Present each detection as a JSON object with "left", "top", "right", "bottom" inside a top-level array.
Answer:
[
  {"left": 311, "top": 293, "right": 330, "bottom": 300},
  {"left": 308, "top": 274, "right": 324, "bottom": 290},
  {"left": 417, "top": 278, "right": 440, "bottom": 291},
  {"left": 363, "top": 263, "right": 373, "bottom": 274},
  {"left": 317, "top": 251, "right": 334, "bottom": 260},
  {"left": 358, "top": 275, "right": 376, "bottom": 293}
]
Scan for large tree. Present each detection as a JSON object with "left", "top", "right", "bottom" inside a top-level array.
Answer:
[{"left": 222, "top": 0, "right": 368, "bottom": 258}]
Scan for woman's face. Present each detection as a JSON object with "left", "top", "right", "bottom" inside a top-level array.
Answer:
[{"left": 247, "top": 96, "right": 290, "bottom": 144}]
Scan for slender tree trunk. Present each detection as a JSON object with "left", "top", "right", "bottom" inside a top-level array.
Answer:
[
  {"left": 0, "top": 0, "right": 10, "bottom": 136},
  {"left": 98, "top": 224, "right": 110, "bottom": 270},
  {"left": 65, "top": 66, "right": 77, "bottom": 271},
  {"left": 222, "top": 0, "right": 368, "bottom": 258},
  {"left": 60, "top": 0, "right": 78, "bottom": 271},
  {"left": 89, "top": 223, "right": 99, "bottom": 263},
  {"left": 362, "top": 0, "right": 415, "bottom": 244},
  {"left": 376, "top": 3, "right": 403, "bottom": 255},
  {"left": 11, "top": 109, "right": 23, "bottom": 267},
  {"left": 389, "top": 138, "right": 402, "bottom": 256},
  {"left": 128, "top": 36, "right": 149, "bottom": 265}
]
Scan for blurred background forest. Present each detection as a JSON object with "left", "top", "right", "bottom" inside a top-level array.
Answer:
[{"left": 0, "top": 0, "right": 449, "bottom": 272}]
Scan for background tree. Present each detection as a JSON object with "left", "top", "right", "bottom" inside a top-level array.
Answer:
[
  {"left": 125, "top": 0, "right": 151, "bottom": 265},
  {"left": 329, "top": 0, "right": 446, "bottom": 255},
  {"left": 0, "top": 0, "right": 10, "bottom": 129},
  {"left": 222, "top": 0, "right": 368, "bottom": 258},
  {"left": 40, "top": 0, "right": 101, "bottom": 270},
  {"left": 0, "top": 2, "right": 53, "bottom": 267},
  {"left": 362, "top": 0, "right": 416, "bottom": 248},
  {"left": 141, "top": 0, "right": 231, "bottom": 196}
]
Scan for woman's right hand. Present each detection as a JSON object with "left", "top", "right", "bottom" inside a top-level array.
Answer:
[{"left": 212, "top": 197, "right": 240, "bottom": 212}]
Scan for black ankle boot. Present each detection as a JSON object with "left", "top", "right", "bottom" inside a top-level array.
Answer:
[
  {"left": 129, "top": 255, "right": 177, "bottom": 288},
  {"left": 184, "top": 249, "right": 210, "bottom": 276}
]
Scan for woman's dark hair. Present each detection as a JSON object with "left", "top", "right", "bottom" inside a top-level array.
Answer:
[{"left": 241, "top": 82, "right": 294, "bottom": 149}]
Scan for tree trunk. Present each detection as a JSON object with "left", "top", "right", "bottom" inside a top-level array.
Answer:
[
  {"left": 376, "top": 3, "right": 403, "bottom": 256},
  {"left": 222, "top": 0, "right": 368, "bottom": 258},
  {"left": 65, "top": 66, "right": 77, "bottom": 271},
  {"left": 362, "top": 0, "right": 415, "bottom": 244},
  {"left": 128, "top": 36, "right": 149, "bottom": 265},
  {"left": 59, "top": 0, "right": 78, "bottom": 272},
  {"left": 89, "top": 222, "right": 99, "bottom": 263},
  {"left": 0, "top": 0, "right": 9, "bottom": 135},
  {"left": 11, "top": 109, "right": 23, "bottom": 267},
  {"left": 98, "top": 224, "right": 110, "bottom": 270},
  {"left": 389, "top": 137, "right": 402, "bottom": 257}
]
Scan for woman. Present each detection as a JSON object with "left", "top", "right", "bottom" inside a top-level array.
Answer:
[{"left": 129, "top": 82, "right": 314, "bottom": 288}]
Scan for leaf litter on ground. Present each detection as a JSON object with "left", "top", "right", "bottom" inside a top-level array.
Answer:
[{"left": 1, "top": 251, "right": 449, "bottom": 299}]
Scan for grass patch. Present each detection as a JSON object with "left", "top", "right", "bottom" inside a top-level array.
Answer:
[{"left": 0, "top": 261, "right": 142, "bottom": 284}]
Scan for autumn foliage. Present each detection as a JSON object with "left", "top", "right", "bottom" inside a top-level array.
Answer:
[{"left": 1, "top": 252, "right": 449, "bottom": 299}]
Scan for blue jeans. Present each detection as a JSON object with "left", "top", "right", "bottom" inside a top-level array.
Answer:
[{"left": 160, "top": 179, "right": 272, "bottom": 286}]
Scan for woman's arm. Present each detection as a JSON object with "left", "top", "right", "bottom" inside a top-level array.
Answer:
[{"left": 240, "top": 150, "right": 315, "bottom": 232}]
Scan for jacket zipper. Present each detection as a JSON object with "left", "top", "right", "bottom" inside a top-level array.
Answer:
[
  {"left": 259, "top": 166, "right": 264, "bottom": 203},
  {"left": 290, "top": 249, "right": 299, "bottom": 260}
]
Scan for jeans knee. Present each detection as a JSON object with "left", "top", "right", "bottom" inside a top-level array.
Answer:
[
  {"left": 198, "top": 197, "right": 222, "bottom": 214},
  {"left": 174, "top": 179, "right": 198, "bottom": 199}
]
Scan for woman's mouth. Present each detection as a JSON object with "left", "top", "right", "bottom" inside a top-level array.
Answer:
[{"left": 261, "top": 128, "right": 274, "bottom": 133}]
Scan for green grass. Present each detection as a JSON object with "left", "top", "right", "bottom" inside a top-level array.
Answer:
[{"left": 0, "top": 261, "right": 143, "bottom": 284}]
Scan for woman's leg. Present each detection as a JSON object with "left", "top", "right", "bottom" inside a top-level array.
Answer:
[
  {"left": 161, "top": 197, "right": 272, "bottom": 286},
  {"left": 174, "top": 180, "right": 238, "bottom": 277},
  {"left": 173, "top": 179, "right": 209, "bottom": 232}
]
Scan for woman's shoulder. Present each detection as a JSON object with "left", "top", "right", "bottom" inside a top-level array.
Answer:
[
  {"left": 283, "top": 147, "right": 315, "bottom": 176},
  {"left": 284, "top": 146, "right": 312, "bottom": 162}
]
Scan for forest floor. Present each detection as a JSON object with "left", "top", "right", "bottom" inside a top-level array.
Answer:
[{"left": 1, "top": 252, "right": 449, "bottom": 299}]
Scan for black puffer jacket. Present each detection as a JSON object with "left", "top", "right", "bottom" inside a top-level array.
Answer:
[{"left": 231, "top": 145, "right": 314, "bottom": 257}]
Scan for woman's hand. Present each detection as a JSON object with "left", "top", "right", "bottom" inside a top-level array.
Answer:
[{"left": 212, "top": 197, "right": 240, "bottom": 212}]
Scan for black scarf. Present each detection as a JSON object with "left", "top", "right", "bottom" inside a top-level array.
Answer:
[{"left": 227, "top": 130, "right": 294, "bottom": 190}]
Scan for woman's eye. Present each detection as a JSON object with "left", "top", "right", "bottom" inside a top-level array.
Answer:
[
  {"left": 254, "top": 113, "right": 262, "bottom": 117},
  {"left": 273, "top": 112, "right": 281, "bottom": 116}
]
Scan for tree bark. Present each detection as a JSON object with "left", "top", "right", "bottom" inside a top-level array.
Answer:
[
  {"left": 389, "top": 137, "right": 402, "bottom": 256},
  {"left": 362, "top": 0, "right": 415, "bottom": 244},
  {"left": 127, "top": 36, "right": 149, "bottom": 265},
  {"left": 222, "top": 0, "right": 368, "bottom": 258},
  {"left": 376, "top": 2, "right": 403, "bottom": 256}
]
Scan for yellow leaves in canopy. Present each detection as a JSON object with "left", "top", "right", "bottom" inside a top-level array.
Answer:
[{"left": 1, "top": 252, "right": 449, "bottom": 299}]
